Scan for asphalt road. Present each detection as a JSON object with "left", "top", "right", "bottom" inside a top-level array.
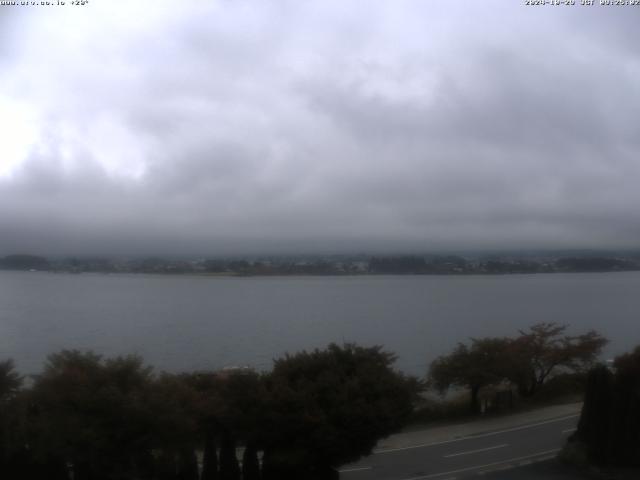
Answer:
[
  {"left": 339, "top": 414, "right": 580, "bottom": 480},
  {"left": 478, "top": 458, "right": 590, "bottom": 480}
]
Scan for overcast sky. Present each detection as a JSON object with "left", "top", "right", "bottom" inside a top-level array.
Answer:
[{"left": 0, "top": 1, "right": 639, "bottom": 256}]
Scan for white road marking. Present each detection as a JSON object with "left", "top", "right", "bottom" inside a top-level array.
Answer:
[
  {"left": 562, "top": 428, "right": 577, "bottom": 434},
  {"left": 376, "top": 414, "right": 579, "bottom": 454},
  {"left": 443, "top": 443, "right": 508, "bottom": 458},
  {"left": 338, "top": 466, "right": 372, "bottom": 473},
  {"left": 399, "top": 449, "right": 561, "bottom": 480},
  {"left": 478, "top": 464, "right": 513, "bottom": 475}
]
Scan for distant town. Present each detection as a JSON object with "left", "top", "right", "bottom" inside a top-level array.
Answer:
[{"left": 1, "top": 252, "right": 640, "bottom": 276}]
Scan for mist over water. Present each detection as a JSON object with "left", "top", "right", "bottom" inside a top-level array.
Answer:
[{"left": 1, "top": 270, "right": 638, "bottom": 376}]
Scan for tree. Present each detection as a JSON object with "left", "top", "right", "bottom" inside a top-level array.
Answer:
[
  {"left": 184, "top": 368, "right": 267, "bottom": 480},
  {"left": 219, "top": 431, "right": 240, "bottom": 480},
  {"left": 609, "top": 346, "right": 640, "bottom": 465},
  {"left": 242, "top": 442, "right": 261, "bottom": 480},
  {"left": 0, "top": 360, "right": 22, "bottom": 402},
  {"left": 508, "top": 323, "right": 607, "bottom": 397},
  {"left": 573, "top": 365, "right": 614, "bottom": 465},
  {"left": 0, "top": 360, "right": 24, "bottom": 476},
  {"left": 261, "top": 344, "right": 418, "bottom": 479},
  {"left": 570, "top": 346, "right": 640, "bottom": 467},
  {"left": 147, "top": 373, "right": 203, "bottom": 480},
  {"left": 429, "top": 338, "right": 511, "bottom": 413},
  {"left": 177, "top": 448, "right": 199, "bottom": 480},
  {"left": 29, "top": 350, "right": 157, "bottom": 480},
  {"left": 201, "top": 431, "right": 219, "bottom": 480},
  {"left": 213, "top": 371, "right": 264, "bottom": 480}
]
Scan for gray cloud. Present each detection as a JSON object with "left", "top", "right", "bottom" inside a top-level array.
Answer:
[{"left": 0, "top": 1, "right": 639, "bottom": 255}]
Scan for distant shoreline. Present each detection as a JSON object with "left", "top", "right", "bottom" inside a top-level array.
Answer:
[
  {"left": 2, "top": 253, "right": 639, "bottom": 277},
  {"left": 3, "top": 268, "right": 640, "bottom": 278}
]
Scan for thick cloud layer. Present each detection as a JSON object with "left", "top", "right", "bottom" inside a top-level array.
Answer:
[{"left": 0, "top": 1, "right": 639, "bottom": 255}]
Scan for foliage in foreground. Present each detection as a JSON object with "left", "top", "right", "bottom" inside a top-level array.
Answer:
[
  {"left": 568, "top": 346, "right": 640, "bottom": 467},
  {"left": 428, "top": 323, "right": 607, "bottom": 413},
  {"left": 261, "top": 345, "right": 419, "bottom": 478},
  {"left": 0, "top": 344, "right": 418, "bottom": 480}
]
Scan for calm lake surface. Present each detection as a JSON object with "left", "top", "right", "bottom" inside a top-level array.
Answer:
[{"left": 1, "top": 270, "right": 639, "bottom": 375}]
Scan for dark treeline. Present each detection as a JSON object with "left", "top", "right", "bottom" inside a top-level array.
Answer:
[
  {"left": 0, "top": 327, "right": 633, "bottom": 477},
  {"left": 0, "top": 344, "right": 418, "bottom": 480},
  {"left": 369, "top": 256, "right": 639, "bottom": 275},
  {"left": 1, "top": 253, "right": 640, "bottom": 276},
  {"left": 0, "top": 255, "right": 50, "bottom": 271},
  {"left": 428, "top": 323, "right": 608, "bottom": 414}
]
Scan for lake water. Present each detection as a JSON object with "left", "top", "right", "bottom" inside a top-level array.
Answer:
[{"left": 1, "top": 270, "right": 639, "bottom": 376}]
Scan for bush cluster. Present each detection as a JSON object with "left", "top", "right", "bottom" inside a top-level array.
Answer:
[{"left": 0, "top": 344, "right": 419, "bottom": 480}]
